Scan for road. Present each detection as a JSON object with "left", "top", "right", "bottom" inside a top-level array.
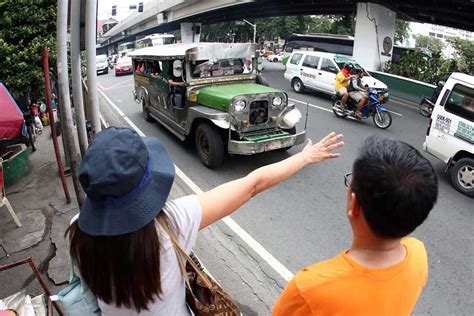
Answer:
[{"left": 97, "top": 62, "right": 473, "bottom": 315}]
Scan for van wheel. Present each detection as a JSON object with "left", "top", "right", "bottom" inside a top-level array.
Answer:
[
  {"left": 273, "top": 58, "right": 278, "bottom": 62},
  {"left": 450, "top": 158, "right": 474, "bottom": 197},
  {"left": 195, "top": 123, "right": 224, "bottom": 169},
  {"left": 292, "top": 78, "right": 304, "bottom": 93},
  {"left": 142, "top": 99, "right": 152, "bottom": 122}
]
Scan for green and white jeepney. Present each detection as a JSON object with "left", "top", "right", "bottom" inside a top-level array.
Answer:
[{"left": 130, "top": 43, "right": 306, "bottom": 168}]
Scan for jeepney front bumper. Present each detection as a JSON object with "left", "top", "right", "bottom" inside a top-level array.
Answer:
[{"left": 228, "top": 130, "right": 306, "bottom": 155}]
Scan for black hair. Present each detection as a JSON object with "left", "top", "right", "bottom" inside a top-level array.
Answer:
[{"left": 351, "top": 136, "right": 438, "bottom": 239}]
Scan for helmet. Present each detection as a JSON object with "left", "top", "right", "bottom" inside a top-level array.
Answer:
[{"left": 343, "top": 63, "right": 353, "bottom": 70}]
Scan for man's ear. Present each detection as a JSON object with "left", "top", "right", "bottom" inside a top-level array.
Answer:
[{"left": 349, "top": 192, "right": 361, "bottom": 218}]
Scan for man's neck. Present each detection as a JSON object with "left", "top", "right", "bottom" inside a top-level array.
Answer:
[{"left": 347, "top": 236, "right": 406, "bottom": 269}]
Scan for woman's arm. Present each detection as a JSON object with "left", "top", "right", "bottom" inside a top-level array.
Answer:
[{"left": 197, "top": 132, "right": 344, "bottom": 230}]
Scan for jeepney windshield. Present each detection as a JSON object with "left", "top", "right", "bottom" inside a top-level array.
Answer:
[{"left": 190, "top": 58, "right": 254, "bottom": 78}]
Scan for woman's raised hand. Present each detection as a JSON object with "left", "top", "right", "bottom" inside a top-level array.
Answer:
[{"left": 301, "top": 132, "right": 344, "bottom": 164}]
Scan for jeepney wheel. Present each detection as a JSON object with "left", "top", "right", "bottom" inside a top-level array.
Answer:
[
  {"left": 450, "top": 158, "right": 474, "bottom": 197},
  {"left": 195, "top": 123, "right": 224, "bottom": 169},
  {"left": 142, "top": 99, "right": 152, "bottom": 122}
]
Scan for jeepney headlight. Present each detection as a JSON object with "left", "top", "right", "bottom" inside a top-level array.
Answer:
[
  {"left": 272, "top": 97, "right": 283, "bottom": 107},
  {"left": 234, "top": 100, "right": 246, "bottom": 112}
]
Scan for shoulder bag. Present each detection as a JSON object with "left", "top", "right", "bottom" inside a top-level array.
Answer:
[{"left": 157, "top": 216, "right": 241, "bottom": 316}]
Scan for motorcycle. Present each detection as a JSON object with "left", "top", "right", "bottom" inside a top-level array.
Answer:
[
  {"left": 419, "top": 96, "right": 435, "bottom": 117},
  {"left": 332, "top": 87, "right": 392, "bottom": 129},
  {"left": 419, "top": 80, "right": 445, "bottom": 117}
]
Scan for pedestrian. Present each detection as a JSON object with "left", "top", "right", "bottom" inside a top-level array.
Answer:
[
  {"left": 66, "top": 127, "right": 343, "bottom": 315},
  {"left": 272, "top": 136, "right": 438, "bottom": 316}
]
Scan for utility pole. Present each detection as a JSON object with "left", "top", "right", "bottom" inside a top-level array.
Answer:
[
  {"left": 243, "top": 19, "right": 257, "bottom": 43},
  {"left": 70, "top": 0, "right": 88, "bottom": 157},
  {"left": 57, "top": 0, "right": 85, "bottom": 207},
  {"left": 86, "top": 0, "right": 102, "bottom": 135}
]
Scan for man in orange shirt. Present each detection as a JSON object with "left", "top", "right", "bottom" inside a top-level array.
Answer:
[{"left": 273, "top": 136, "right": 439, "bottom": 316}]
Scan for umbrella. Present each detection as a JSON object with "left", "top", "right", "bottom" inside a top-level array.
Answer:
[{"left": 0, "top": 82, "right": 25, "bottom": 140}]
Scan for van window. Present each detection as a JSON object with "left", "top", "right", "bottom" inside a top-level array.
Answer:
[
  {"left": 290, "top": 53, "right": 303, "bottom": 65},
  {"left": 320, "top": 58, "right": 338, "bottom": 74},
  {"left": 302, "top": 55, "right": 320, "bottom": 69},
  {"left": 445, "top": 84, "right": 474, "bottom": 122}
]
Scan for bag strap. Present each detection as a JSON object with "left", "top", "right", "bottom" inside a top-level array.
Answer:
[{"left": 156, "top": 216, "right": 213, "bottom": 289}]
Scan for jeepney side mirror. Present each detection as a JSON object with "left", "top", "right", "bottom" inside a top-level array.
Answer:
[{"left": 257, "top": 57, "right": 264, "bottom": 71}]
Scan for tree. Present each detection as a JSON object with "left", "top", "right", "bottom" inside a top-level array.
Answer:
[
  {"left": 394, "top": 20, "right": 411, "bottom": 44},
  {"left": 448, "top": 37, "right": 474, "bottom": 73},
  {"left": 0, "top": 0, "right": 57, "bottom": 103},
  {"left": 414, "top": 35, "right": 444, "bottom": 53}
]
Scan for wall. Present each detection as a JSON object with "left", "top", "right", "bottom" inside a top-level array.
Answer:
[{"left": 370, "top": 71, "right": 436, "bottom": 103}]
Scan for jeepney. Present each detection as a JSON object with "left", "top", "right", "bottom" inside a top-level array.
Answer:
[{"left": 130, "top": 43, "right": 306, "bottom": 168}]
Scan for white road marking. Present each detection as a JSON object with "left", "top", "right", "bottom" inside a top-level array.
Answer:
[
  {"left": 100, "top": 113, "right": 109, "bottom": 128},
  {"left": 289, "top": 97, "right": 332, "bottom": 113},
  {"left": 98, "top": 87, "right": 295, "bottom": 282},
  {"left": 289, "top": 97, "right": 402, "bottom": 117}
]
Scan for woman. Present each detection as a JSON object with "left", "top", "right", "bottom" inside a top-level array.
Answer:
[{"left": 67, "top": 127, "right": 343, "bottom": 315}]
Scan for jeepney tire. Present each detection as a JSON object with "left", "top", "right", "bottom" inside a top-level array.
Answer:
[
  {"left": 292, "top": 78, "right": 304, "bottom": 93},
  {"left": 276, "top": 127, "right": 296, "bottom": 152},
  {"left": 450, "top": 158, "right": 474, "bottom": 197},
  {"left": 195, "top": 123, "right": 224, "bottom": 169},
  {"left": 142, "top": 99, "right": 152, "bottom": 122}
]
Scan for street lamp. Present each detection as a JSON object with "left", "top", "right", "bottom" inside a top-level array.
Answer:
[{"left": 242, "top": 19, "right": 256, "bottom": 43}]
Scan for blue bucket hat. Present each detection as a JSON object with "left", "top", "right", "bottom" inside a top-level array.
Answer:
[{"left": 78, "top": 127, "right": 175, "bottom": 236}]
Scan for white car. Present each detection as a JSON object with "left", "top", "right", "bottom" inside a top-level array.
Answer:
[
  {"left": 96, "top": 54, "right": 108, "bottom": 75},
  {"left": 423, "top": 73, "right": 474, "bottom": 197},
  {"left": 283, "top": 51, "right": 389, "bottom": 101},
  {"left": 267, "top": 52, "right": 284, "bottom": 62}
]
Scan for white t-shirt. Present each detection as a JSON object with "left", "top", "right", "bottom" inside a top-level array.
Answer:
[{"left": 98, "top": 195, "right": 202, "bottom": 316}]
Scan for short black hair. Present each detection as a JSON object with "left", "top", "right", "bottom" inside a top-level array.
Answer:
[{"left": 351, "top": 136, "right": 438, "bottom": 239}]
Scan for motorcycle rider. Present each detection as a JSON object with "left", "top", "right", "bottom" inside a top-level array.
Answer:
[
  {"left": 349, "top": 68, "right": 369, "bottom": 119},
  {"left": 334, "top": 63, "right": 353, "bottom": 108}
]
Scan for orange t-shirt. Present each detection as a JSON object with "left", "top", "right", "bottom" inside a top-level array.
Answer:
[{"left": 273, "top": 237, "right": 428, "bottom": 316}]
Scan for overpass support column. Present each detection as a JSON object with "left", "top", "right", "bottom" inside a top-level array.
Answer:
[
  {"left": 180, "top": 23, "right": 201, "bottom": 43},
  {"left": 353, "top": 2, "right": 396, "bottom": 71}
]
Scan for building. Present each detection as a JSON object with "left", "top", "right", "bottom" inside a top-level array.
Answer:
[{"left": 407, "top": 22, "right": 473, "bottom": 57}]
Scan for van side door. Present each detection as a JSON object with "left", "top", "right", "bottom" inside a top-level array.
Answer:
[
  {"left": 299, "top": 54, "right": 320, "bottom": 90},
  {"left": 317, "top": 58, "right": 339, "bottom": 94}
]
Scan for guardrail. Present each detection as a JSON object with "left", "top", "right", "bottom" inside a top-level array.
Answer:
[{"left": 369, "top": 71, "right": 436, "bottom": 104}]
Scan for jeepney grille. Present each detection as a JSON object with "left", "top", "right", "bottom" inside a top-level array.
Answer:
[{"left": 249, "top": 100, "right": 268, "bottom": 125}]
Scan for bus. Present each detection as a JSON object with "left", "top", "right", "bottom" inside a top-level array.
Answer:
[
  {"left": 283, "top": 33, "right": 420, "bottom": 65},
  {"left": 118, "top": 41, "right": 136, "bottom": 57},
  {"left": 135, "top": 34, "right": 176, "bottom": 49}
]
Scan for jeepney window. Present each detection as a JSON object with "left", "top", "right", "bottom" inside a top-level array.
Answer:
[
  {"left": 190, "top": 58, "right": 246, "bottom": 78},
  {"left": 445, "top": 84, "right": 474, "bottom": 122}
]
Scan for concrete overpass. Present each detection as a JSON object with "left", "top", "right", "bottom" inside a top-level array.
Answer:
[{"left": 98, "top": 0, "right": 474, "bottom": 71}]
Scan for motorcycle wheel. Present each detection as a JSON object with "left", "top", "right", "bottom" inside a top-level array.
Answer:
[
  {"left": 332, "top": 100, "right": 348, "bottom": 118},
  {"left": 373, "top": 111, "right": 392, "bottom": 129},
  {"left": 419, "top": 102, "right": 433, "bottom": 117}
]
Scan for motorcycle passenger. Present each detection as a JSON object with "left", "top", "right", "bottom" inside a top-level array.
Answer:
[
  {"left": 334, "top": 64, "right": 353, "bottom": 108},
  {"left": 349, "top": 68, "right": 369, "bottom": 119}
]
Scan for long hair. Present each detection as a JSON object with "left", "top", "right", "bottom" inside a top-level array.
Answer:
[{"left": 66, "top": 215, "right": 164, "bottom": 312}]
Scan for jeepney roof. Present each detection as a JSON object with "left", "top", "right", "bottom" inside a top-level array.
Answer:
[{"left": 130, "top": 43, "right": 257, "bottom": 60}]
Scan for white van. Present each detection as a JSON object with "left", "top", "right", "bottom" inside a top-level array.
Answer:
[
  {"left": 284, "top": 51, "right": 389, "bottom": 101},
  {"left": 96, "top": 54, "right": 108, "bottom": 75},
  {"left": 423, "top": 72, "right": 474, "bottom": 197}
]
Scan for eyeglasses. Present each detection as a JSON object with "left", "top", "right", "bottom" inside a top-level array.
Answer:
[{"left": 344, "top": 172, "right": 352, "bottom": 187}]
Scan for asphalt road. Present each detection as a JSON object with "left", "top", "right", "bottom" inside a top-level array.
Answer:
[{"left": 97, "top": 62, "right": 473, "bottom": 315}]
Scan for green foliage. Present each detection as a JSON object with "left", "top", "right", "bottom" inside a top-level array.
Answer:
[
  {"left": 384, "top": 50, "right": 447, "bottom": 83},
  {"left": 414, "top": 35, "right": 444, "bottom": 53},
  {"left": 448, "top": 37, "right": 474, "bottom": 73},
  {"left": 0, "top": 0, "right": 57, "bottom": 100},
  {"left": 394, "top": 20, "right": 410, "bottom": 44}
]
